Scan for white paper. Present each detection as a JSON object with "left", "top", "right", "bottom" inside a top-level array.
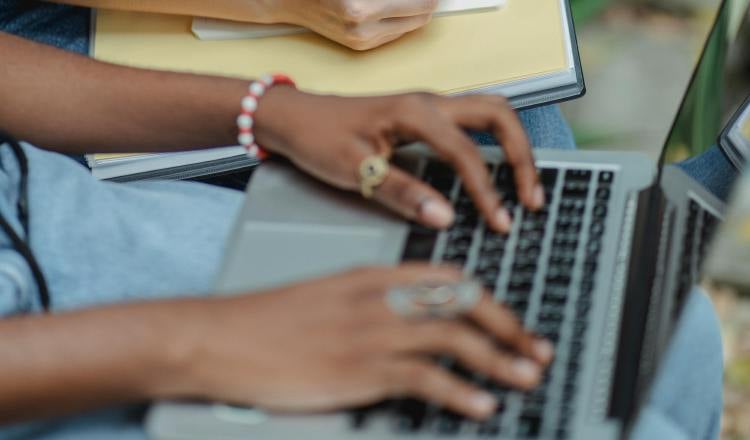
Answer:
[
  {"left": 88, "top": 146, "right": 248, "bottom": 180},
  {"left": 192, "top": 0, "right": 505, "bottom": 41}
]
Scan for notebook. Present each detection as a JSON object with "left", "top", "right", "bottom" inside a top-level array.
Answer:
[
  {"left": 87, "top": 147, "right": 255, "bottom": 182},
  {"left": 191, "top": 0, "right": 506, "bottom": 41},
  {"left": 89, "top": 0, "right": 584, "bottom": 181}
]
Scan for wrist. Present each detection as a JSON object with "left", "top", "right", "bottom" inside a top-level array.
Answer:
[
  {"left": 251, "top": 84, "right": 303, "bottom": 157},
  {"left": 140, "top": 299, "right": 218, "bottom": 401}
]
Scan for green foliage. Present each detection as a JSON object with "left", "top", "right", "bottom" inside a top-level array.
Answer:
[
  {"left": 571, "top": 0, "right": 612, "bottom": 25},
  {"left": 664, "top": 7, "right": 728, "bottom": 163}
]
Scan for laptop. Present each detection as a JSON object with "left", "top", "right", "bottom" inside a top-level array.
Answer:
[{"left": 146, "top": 1, "right": 748, "bottom": 438}]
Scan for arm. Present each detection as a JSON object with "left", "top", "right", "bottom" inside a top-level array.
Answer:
[
  {"left": 0, "top": 266, "right": 552, "bottom": 425},
  {"left": 1, "top": 30, "right": 544, "bottom": 231},
  {"left": 0, "top": 299, "right": 195, "bottom": 424},
  {"left": 0, "top": 32, "right": 245, "bottom": 154}
]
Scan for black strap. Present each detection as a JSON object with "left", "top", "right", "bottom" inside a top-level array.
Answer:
[{"left": 0, "top": 131, "right": 51, "bottom": 311}]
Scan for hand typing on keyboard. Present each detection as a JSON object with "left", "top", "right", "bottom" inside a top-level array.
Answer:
[
  {"left": 255, "top": 88, "right": 545, "bottom": 233},
  {"left": 173, "top": 264, "right": 553, "bottom": 421}
]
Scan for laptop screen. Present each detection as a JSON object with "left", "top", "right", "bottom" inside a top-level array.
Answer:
[{"left": 660, "top": 0, "right": 750, "bottom": 168}]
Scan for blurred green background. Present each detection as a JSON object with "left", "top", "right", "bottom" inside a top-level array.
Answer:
[
  {"left": 565, "top": 1, "right": 748, "bottom": 438},
  {"left": 564, "top": 0, "right": 722, "bottom": 157},
  {"left": 572, "top": 0, "right": 612, "bottom": 23}
]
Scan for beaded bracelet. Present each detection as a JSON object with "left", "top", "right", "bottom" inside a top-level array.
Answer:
[{"left": 237, "top": 73, "right": 296, "bottom": 159}]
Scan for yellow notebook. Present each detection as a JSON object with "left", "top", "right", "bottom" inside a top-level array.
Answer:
[
  {"left": 92, "top": 0, "right": 581, "bottom": 101},
  {"left": 89, "top": 0, "right": 583, "bottom": 180}
]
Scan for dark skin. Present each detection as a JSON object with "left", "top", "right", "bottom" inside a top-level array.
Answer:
[{"left": 0, "top": 32, "right": 551, "bottom": 425}]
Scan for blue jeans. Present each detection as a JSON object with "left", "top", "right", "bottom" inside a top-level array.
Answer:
[
  {"left": 679, "top": 145, "right": 737, "bottom": 202},
  {"left": 0, "top": 0, "right": 89, "bottom": 54}
]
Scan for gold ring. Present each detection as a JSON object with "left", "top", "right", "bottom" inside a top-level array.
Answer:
[{"left": 359, "top": 155, "right": 390, "bottom": 199}]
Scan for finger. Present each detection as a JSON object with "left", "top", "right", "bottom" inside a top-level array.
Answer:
[
  {"left": 444, "top": 95, "right": 543, "bottom": 211},
  {"left": 388, "top": 320, "right": 543, "bottom": 390},
  {"left": 346, "top": 264, "right": 464, "bottom": 294},
  {"left": 379, "top": 13, "right": 433, "bottom": 34},
  {"left": 374, "top": 165, "right": 455, "bottom": 229},
  {"left": 386, "top": 359, "right": 497, "bottom": 420},
  {"left": 375, "top": 0, "right": 439, "bottom": 18},
  {"left": 344, "top": 15, "right": 431, "bottom": 50},
  {"left": 468, "top": 294, "right": 555, "bottom": 365},
  {"left": 394, "top": 96, "right": 510, "bottom": 233},
  {"left": 354, "top": 32, "right": 406, "bottom": 51}
]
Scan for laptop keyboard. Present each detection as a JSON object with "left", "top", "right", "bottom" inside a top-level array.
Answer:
[
  {"left": 354, "top": 160, "right": 617, "bottom": 438},
  {"left": 673, "top": 199, "right": 720, "bottom": 316}
]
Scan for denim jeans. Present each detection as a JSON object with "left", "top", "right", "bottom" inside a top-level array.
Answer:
[
  {"left": 0, "top": 0, "right": 89, "bottom": 54},
  {"left": 0, "top": 5, "right": 725, "bottom": 439},
  {"left": 679, "top": 145, "right": 737, "bottom": 202}
]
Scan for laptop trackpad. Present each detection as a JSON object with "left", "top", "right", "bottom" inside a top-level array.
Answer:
[{"left": 218, "top": 222, "right": 389, "bottom": 293}]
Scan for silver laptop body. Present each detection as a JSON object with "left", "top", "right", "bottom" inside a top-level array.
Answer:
[{"left": 145, "top": 145, "right": 724, "bottom": 440}]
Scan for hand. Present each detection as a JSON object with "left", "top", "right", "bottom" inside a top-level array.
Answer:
[
  {"left": 264, "top": 0, "right": 439, "bottom": 50},
  {"left": 173, "top": 265, "right": 554, "bottom": 419},
  {"left": 255, "top": 87, "right": 545, "bottom": 233}
]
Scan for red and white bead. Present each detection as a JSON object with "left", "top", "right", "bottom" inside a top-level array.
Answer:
[{"left": 237, "top": 73, "right": 296, "bottom": 159}]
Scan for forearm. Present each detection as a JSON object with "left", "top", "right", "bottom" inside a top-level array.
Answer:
[
  {"left": 46, "top": 0, "right": 277, "bottom": 23},
  {"left": 0, "top": 32, "right": 249, "bottom": 154},
  {"left": 0, "top": 299, "right": 204, "bottom": 424}
]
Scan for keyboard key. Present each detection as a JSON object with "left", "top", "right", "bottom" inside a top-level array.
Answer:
[
  {"left": 562, "top": 181, "right": 589, "bottom": 198},
  {"left": 517, "top": 415, "right": 542, "bottom": 437},
  {"left": 542, "top": 291, "right": 567, "bottom": 307},
  {"left": 394, "top": 399, "right": 428, "bottom": 432},
  {"left": 436, "top": 410, "right": 463, "bottom": 434},
  {"left": 508, "top": 300, "right": 530, "bottom": 316},
  {"left": 540, "top": 168, "right": 559, "bottom": 188},
  {"left": 496, "top": 164, "right": 514, "bottom": 187},
  {"left": 455, "top": 210, "right": 479, "bottom": 228},
  {"left": 424, "top": 161, "right": 455, "bottom": 195},
  {"left": 444, "top": 254, "right": 467, "bottom": 267},
  {"left": 593, "top": 203, "right": 608, "bottom": 218},
  {"left": 595, "top": 187, "right": 611, "bottom": 201},
  {"left": 599, "top": 171, "right": 614, "bottom": 183},
  {"left": 478, "top": 421, "right": 501, "bottom": 437},
  {"left": 482, "top": 233, "right": 507, "bottom": 249},
  {"left": 402, "top": 227, "right": 438, "bottom": 261},
  {"left": 521, "top": 218, "right": 545, "bottom": 232},
  {"left": 565, "top": 169, "right": 592, "bottom": 182},
  {"left": 350, "top": 402, "right": 388, "bottom": 430},
  {"left": 586, "top": 240, "right": 602, "bottom": 256},
  {"left": 589, "top": 221, "right": 605, "bottom": 237}
]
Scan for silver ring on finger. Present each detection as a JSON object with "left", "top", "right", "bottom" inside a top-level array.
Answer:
[{"left": 386, "top": 280, "right": 482, "bottom": 319}]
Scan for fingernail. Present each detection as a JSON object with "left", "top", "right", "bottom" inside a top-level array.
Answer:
[
  {"left": 421, "top": 199, "right": 455, "bottom": 228},
  {"left": 512, "top": 359, "right": 541, "bottom": 383},
  {"left": 470, "top": 391, "right": 497, "bottom": 416},
  {"left": 495, "top": 208, "right": 512, "bottom": 232},
  {"left": 533, "top": 185, "right": 545, "bottom": 209},
  {"left": 533, "top": 339, "right": 555, "bottom": 364}
]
